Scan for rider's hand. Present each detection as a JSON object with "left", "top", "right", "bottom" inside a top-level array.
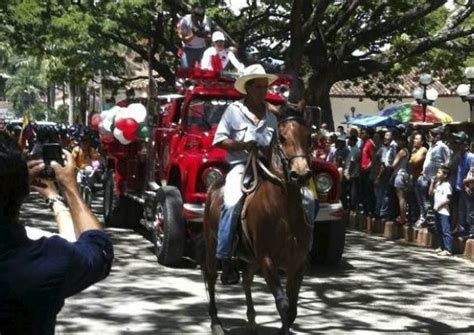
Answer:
[
  {"left": 242, "top": 141, "right": 257, "bottom": 152},
  {"left": 51, "top": 150, "right": 77, "bottom": 189}
]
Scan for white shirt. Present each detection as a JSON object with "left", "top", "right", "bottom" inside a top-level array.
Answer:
[
  {"left": 433, "top": 180, "right": 452, "bottom": 216},
  {"left": 177, "top": 14, "right": 212, "bottom": 48},
  {"left": 213, "top": 100, "right": 277, "bottom": 165},
  {"left": 201, "top": 47, "right": 244, "bottom": 72}
]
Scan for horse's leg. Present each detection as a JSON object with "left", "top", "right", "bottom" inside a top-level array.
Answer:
[
  {"left": 286, "top": 265, "right": 305, "bottom": 328},
  {"left": 242, "top": 262, "right": 257, "bottom": 334},
  {"left": 260, "top": 256, "right": 290, "bottom": 335},
  {"left": 204, "top": 242, "right": 225, "bottom": 335}
]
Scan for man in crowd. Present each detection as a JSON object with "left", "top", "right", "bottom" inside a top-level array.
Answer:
[
  {"left": 453, "top": 132, "right": 474, "bottom": 238},
  {"left": 177, "top": 3, "right": 212, "bottom": 68},
  {"left": 415, "top": 127, "right": 450, "bottom": 228},
  {"left": 373, "top": 130, "right": 392, "bottom": 219},
  {"left": 344, "top": 135, "right": 361, "bottom": 212},
  {"left": 360, "top": 128, "right": 375, "bottom": 215},
  {"left": 0, "top": 131, "right": 113, "bottom": 333}
]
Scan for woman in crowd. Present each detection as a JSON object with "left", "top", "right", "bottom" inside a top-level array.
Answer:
[
  {"left": 408, "top": 132, "right": 427, "bottom": 226},
  {"left": 391, "top": 135, "right": 410, "bottom": 225}
]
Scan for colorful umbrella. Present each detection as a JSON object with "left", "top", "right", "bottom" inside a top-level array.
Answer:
[
  {"left": 380, "top": 102, "right": 453, "bottom": 124},
  {"left": 347, "top": 115, "right": 400, "bottom": 128}
]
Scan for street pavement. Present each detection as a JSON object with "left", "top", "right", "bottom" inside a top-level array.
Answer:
[{"left": 20, "top": 192, "right": 474, "bottom": 334}]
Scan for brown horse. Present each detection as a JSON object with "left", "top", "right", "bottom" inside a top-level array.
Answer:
[{"left": 203, "top": 110, "right": 313, "bottom": 335}]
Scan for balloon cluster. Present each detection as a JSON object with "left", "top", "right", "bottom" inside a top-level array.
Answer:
[{"left": 97, "top": 103, "right": 150, "bottom": 145}]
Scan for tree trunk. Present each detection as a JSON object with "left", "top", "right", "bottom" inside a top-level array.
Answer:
[
  {"left": 67, "top": 82, "right": 74, "bottom": 125},
  {"left": 79, "top": 84, "right": 88, "bottom": 124},
  {"left": 306, "top": 73, "right": 335, "bottom": 130}
]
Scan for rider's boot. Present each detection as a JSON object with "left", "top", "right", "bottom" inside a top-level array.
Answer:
[{"left": 220, "top": 258, "right": 239, "bottom": 285}]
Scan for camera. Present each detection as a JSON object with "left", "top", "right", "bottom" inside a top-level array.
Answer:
[{"left": 42, "top": 143, "right": 64, "bottom": 178}]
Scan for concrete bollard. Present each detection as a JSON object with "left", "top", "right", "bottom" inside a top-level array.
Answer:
[
  {"left": 416, "top": 228, "right": 428, "bottom": 247},
  {"left": 366, "top": 217, "right": 374, "bottom": 233},
  {"left": 349, "top": 211, "right": 357, "bottom": 229},
  {"left": 383, "top": 221, "right": 397, "bottom": 240},
  {"left": 463, "top": 239, "right": 474, "bottom": 261},
  {"left": 403, "top": 225, "right": 414, "bottom": 242},
  {"left": 356, "top": 213, "right": 367, "bottom": 231}
]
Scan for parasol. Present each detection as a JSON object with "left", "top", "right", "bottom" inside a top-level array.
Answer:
[{"left": 380, "top": 102, "right": 453, "bottom": 124}]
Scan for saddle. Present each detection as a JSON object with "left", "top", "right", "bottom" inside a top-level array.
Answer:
[{"left": 231, "top": 150, "right": 284, "bottom": 261}]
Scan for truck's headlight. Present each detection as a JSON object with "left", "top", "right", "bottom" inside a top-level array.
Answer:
[
  {"left": 315, "top": 173, "right": 333, "bottom": 194},
  {"left": 202, "top": 168, "right": 224, "bottom": 190}
]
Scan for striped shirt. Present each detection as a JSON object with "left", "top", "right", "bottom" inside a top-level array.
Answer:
[{"left": 422, "top": 141, "right": 450, "bottom": 179}]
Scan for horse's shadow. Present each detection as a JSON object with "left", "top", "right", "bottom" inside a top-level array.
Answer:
[{"left": 305, "top": 258, "right": 356, "bottom": 278}]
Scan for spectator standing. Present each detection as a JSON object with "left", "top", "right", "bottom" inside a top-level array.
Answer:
[
  {"left": 429, "top": 165, "right": 453, "bottom": 256},
  {"left": 391, "top": 135, "right": 410, "bottom": 225},
  {"left": 454, "top": 133, "right": 474, "bottom": 238},
  {"left": 201, "top": 31, "right": 244, "bottom": 72},
  {"left": 360, "top": 128, "right": 375, "bottom": 215},
  {"left": 177, "top": 4, "right": 212, "bottom": 68},
  {"left": 373, "top": 130, "right": 392, "bottom": 219},
  {"left": 408, "top": 132, "right": 427, "bottom": 223},
  {"left": 0, "top": 131, "right": 113, "bottom": 334},
  {"left": 416, "top": 127, "right": 450, "bottom": 228},
  {"left": 333, "top": 135, "right": 350, "bottom": 208},
  {"left": 462, "top": 163, "right": 474, "bottom": 239},
  {"left": 344, "top": 135, "right": 361, "bottom": 211},
  {"left": 337, "top": 125, "right": 345, "bottom": 136}
]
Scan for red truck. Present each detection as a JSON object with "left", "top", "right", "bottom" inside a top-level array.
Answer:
[{"left": 101, "top": 68, "right": 345, "bottom": 266}]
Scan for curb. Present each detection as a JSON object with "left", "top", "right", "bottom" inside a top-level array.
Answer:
[{"left": 347, "top": 210, "right": 474, "bottom": 262}]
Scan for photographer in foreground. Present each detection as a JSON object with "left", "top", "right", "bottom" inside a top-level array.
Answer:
[{"left": 0, "top": 131, "right": 114, "bottom": 334}]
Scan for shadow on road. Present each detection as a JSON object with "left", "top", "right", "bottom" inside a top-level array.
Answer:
[{"left": 19, "top": 193, "right": 474, "bottom": 334}]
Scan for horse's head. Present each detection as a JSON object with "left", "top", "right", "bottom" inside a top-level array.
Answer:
[{"left": 277, "top": 108, "right": 312, "bottom": 186}]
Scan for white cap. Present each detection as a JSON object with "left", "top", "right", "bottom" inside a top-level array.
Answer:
[{"left": 212, "top": 31, "right": 226, "bottom": 42}]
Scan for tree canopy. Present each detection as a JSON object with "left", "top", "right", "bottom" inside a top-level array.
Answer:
[{"left": 1, "top": 0, "right": 472, "bottom": 126}]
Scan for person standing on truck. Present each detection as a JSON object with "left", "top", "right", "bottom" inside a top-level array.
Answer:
[
  {"left": 177, "top": 3, "right": 212, "bottom": 68},
  {"left": 201, "top": 31, "right": 244, "bottom": 72}
]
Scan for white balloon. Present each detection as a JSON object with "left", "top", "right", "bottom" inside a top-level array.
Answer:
[
  {"left": 113, "top": 127, "right": 131, "bottom": 145},
  {"left": 126, "top": 103, "right": 147, "bottom": 123}
]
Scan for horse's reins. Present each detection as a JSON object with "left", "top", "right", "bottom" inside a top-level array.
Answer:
[{"left": 241, "top": 149, "right": 283, "bottom": 194}]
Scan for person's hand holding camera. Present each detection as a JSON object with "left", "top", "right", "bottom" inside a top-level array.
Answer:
[{"left": 50, "top": 150, "right": 77, "bottom": 190}]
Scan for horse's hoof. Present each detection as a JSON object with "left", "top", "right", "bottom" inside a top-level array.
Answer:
[{"left": 211, "top": 324, "right": 225, "bottom": 335}]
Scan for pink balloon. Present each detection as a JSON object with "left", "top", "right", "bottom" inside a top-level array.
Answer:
[{"left": 90, "top": 114, "right": 101, "bottom": 130}]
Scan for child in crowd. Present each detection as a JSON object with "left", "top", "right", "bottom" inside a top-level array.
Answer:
[{"left": 429, "top": 165, "right": 453, "bottom": 256}]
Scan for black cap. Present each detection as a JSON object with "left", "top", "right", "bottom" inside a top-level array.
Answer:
[
  {"left": 452, "top": 131, "right": 470, "bottom": 144},
  {"left": 429, "top": 126, "right": 444, "bottom": 134}
]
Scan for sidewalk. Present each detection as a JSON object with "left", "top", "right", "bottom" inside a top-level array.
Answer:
[{"left": 345, "top": 210, "right": 474, "bottom": 262}]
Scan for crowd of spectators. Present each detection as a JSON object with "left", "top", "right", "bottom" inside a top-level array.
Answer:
[{"left": 317, "top": 123, "right": 474, "bottom": 256}]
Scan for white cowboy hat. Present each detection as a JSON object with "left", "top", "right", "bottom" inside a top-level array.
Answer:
[
  {"left": 212, "top": 31, "right": 225, "bottom": 42},
  {"left": 234, "top": 64, "right": 278, "bottom": 94}
]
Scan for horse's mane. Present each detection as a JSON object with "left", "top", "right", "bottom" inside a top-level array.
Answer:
[{"left": 276, "top": 105, "right": 307, "bottom": 126}]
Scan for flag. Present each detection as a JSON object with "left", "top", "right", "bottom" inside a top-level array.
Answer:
[{"left": 18, "top": 113, "right": 30, "bottom": 150}]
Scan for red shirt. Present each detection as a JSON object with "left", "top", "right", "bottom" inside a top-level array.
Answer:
[{"left": 361, "top": 139, "right": 375, "bottom": 171}]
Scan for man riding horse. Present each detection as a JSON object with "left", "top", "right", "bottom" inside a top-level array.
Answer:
[{"left": 212, "top": 64, "right": 316, "bottom": 285}]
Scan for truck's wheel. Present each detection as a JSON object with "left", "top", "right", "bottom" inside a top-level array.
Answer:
[
  {"left": 103, "top": 170, "right": 142, "bottom": 228},
  {"left": 103, "top": 170, "right": 116, "bottom": 226},
  {"left": 310, "top": 220, "right": 346, "bottom": 265},
  {"left": 152, "top": 186, "right": 185, "bottom": 266}
]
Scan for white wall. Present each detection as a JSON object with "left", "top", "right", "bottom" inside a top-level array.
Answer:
[{"left": 330, "top": 96, "right": 470, "bottom": 128}]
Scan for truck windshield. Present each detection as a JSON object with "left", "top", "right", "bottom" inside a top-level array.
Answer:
[{"left": 187, "top": 99, "right": 235, "bottom": 129}]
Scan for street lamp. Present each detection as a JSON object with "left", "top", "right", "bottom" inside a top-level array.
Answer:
[
  {"left": 456, "top": 67, "right": 474, "bottom": 122},
  {"left": 412, "top": 73, "right": 438, "bottom": 123}
]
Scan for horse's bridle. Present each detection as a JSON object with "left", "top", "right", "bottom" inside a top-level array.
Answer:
[{"left": 276, "top": 116, "right": 311, "bottom": 182}]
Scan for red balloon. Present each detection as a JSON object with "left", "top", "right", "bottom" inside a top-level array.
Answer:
[
  {"left": 122, "top": 127, "right": 137, "bottom": 141},
  {"left": 115, "top": 118, "right": 127, "bottom": 130},
  {"left": 90, "top": 114, "right": 101, "bottom": 130},
  {"left": 124, "top": 118, "right": 139, "bottom": 132}
]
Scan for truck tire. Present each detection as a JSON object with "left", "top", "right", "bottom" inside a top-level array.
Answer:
[
  {"left": 152, "top": 186, "right": 185, "bottom": 266},
  {"left": 310, "top": 220, "right": 345, "bottom": 266},
  {"left": 103, "top": 170, "right": 142, "bottom": 228}
]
